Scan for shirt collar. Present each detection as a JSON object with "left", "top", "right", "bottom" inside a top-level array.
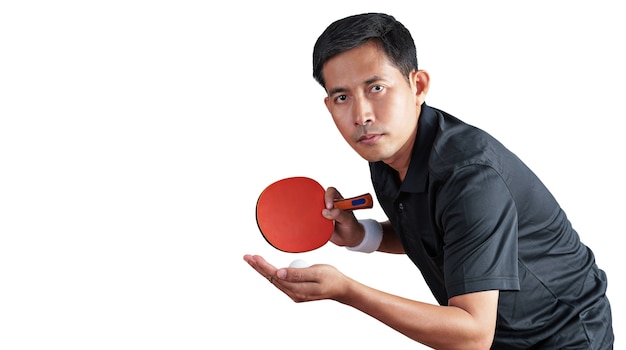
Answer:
[
  {"left": 370, "top": 103, "right": 438, "bottom": 196},
  {"left": 400, "top": 103, "right": 438, "bottom": 193}
]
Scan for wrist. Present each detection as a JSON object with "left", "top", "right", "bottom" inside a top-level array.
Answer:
[{"left": 347, "top": 219, "right": 383, "bottom": 253}]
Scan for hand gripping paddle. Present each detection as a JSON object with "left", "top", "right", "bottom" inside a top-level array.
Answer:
[{"left": 255, "top": 176, "right": 373, "bottom": 253}]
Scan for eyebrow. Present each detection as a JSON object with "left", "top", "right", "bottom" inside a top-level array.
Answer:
[{"left": 327, "top": 75, "right": 384, "bottom": 96}]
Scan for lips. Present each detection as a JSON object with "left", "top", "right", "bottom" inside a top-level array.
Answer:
[{"left": 357, "top": 133, "right": 382, "bottom": 144}]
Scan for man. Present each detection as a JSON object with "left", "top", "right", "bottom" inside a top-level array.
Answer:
[{"left": 244, "top": 13, "right": 613, "bottom": 349}]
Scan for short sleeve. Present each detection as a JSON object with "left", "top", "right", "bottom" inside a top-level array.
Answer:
[{"left": 436, "top": 164, "right": 521, "bottom": 298}]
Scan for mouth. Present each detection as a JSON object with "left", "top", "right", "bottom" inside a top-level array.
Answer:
[{"left": 357, "top": 133, "right": 382, "bottom": 145}]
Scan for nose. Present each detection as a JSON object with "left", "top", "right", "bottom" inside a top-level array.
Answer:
[{"left": 353, "top": 97, "right": 374, "bottom": 126}]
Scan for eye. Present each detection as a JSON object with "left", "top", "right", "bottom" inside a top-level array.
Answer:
[
  {"left": 334, "top": 94, "right": 348, "bottom": 104},
  {"left": 371, "top": 85, "right": 384, "bottom": 93}
]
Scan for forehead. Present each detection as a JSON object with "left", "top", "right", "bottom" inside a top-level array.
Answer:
[{"left": 322, "top": 41, "right": 400, "bottom": 91}]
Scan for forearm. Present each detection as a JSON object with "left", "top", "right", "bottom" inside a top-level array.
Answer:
[
  {"left": 336, "top": 278, "right": 495, "bottom": 350},
  {"left": 377, "top": 221, "right": 405, "bottom": 253}
]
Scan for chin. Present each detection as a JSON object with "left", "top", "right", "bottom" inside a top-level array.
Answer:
[
  {"left": 356, "top": 150, "right": 386, "bottom": 163},
  {"left": 352, "top": 142, "right": 393, "bottom": 162}
]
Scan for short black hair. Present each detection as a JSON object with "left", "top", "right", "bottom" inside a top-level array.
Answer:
[{"left": 312, "top": 13, "right": 418, "bottom": 89}]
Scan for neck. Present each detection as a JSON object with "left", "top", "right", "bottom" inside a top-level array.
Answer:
[
  {"left": 384, "top": 144, "right": 414, "bottom": 183},
  {"left": 384, "top": 127, "right": 417, "bottom": 183}
]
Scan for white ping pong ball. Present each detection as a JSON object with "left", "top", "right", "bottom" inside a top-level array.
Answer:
[{"left": 289, "top": 259, "right": 311, "bottom": 268}]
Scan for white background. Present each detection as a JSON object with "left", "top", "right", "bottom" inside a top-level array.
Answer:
[{"left": 1, "top": 1, "right": 623, "bottom": 349}]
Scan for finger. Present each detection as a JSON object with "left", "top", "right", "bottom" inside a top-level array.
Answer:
[
  {"left": 322, "top": 200, "right": 355, "bottom": 220},
  {"left": 244, "top": 254, "right": 274, "bottom": 270},
  {"left": 275, "top": 265, "right": 338, "bottom": 302},
  {"left": 244, "top": 254, "right": 278, "bottom": 279},
  {"left": 276, "top": 266, "right": 317, "bottom": 283},
  {"left": 324, "top": 186, "right": 343, "bottom": 209}
]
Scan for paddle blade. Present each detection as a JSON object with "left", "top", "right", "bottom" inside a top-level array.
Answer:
[{"left": 255, "top": 177, "right": 333, "bottom": 253}]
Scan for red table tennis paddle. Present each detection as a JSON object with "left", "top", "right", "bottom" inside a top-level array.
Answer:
[{"left": 255, "top": 176, "right": 373, "bottom": 253}]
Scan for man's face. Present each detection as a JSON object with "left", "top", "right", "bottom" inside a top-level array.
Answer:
[{"left": 323, "top": 41, "right": 423, "bottom": 167}]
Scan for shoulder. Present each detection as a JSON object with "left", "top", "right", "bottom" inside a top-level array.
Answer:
[{"left": 426, "top": 106, "right": 513, "bottom": 180}]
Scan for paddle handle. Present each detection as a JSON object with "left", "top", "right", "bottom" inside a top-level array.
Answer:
[{"left": 334, "top": 193, "right": 374, "bottom": 210}]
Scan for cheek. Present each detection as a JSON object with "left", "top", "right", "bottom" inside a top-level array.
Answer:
[
  {"left": 387, "top": 95, "right": 417, "bottom": 126},
  {"left": 330, "top": 115, "right": 359, "bottom": 147},
  {"left": 331, "top": 113, "right": 351, "bottom": 132}
]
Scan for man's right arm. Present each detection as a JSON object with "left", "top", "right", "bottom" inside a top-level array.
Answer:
[{"left": 378, "top": 220, "right": 405, "bottom": 253}]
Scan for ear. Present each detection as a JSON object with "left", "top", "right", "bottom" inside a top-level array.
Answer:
[
  {"left": 323, "top": 96, "right": 331, "bottom": 112},
  {"left": 410, "top": 70, "right": 430, "bottom": 106}
]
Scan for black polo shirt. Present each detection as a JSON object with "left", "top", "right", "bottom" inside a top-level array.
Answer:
[{"left": 369, "top": 104, "right": 611, "bottom": 347}]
